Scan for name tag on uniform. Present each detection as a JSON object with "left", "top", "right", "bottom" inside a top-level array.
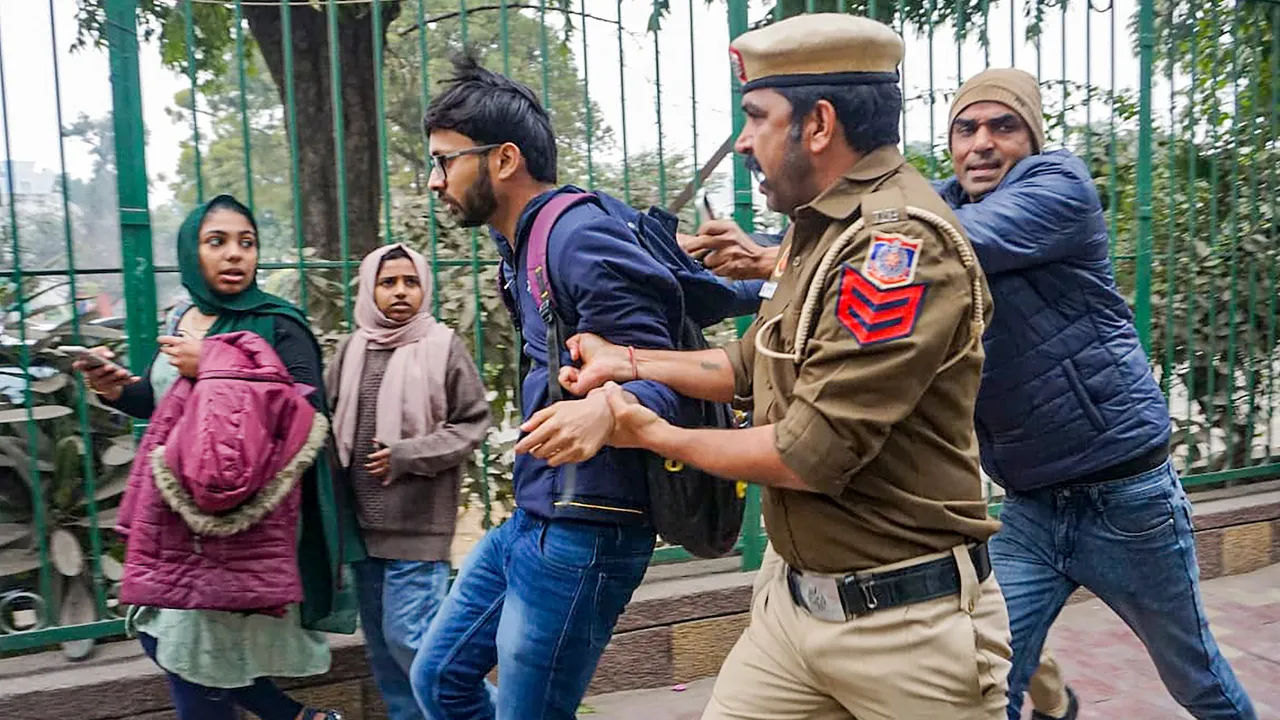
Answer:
[{"left": 758, "top": 281, "right": 778, "bottom": 300}]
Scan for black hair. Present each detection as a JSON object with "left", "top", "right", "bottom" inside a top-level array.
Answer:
[
  {"left": 377, "top": 245, "right": 412, "bottom": 271},
  {"left": 423, "top": 49, "right": 558, "bottom": 183},
  {"left": 775, "top": 83, "right": 902, "bottom": 155},
  {"left": 205, "top": 194, "right": 259, "bottom": 235}
]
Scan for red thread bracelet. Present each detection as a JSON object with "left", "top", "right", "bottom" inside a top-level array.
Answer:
[{"left": 627, "top": 346, "right": 639, "bottom": 381}]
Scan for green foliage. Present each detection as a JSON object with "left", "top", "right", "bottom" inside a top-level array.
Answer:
[{"left": 0, "top": 289, "right": 133, "bottom": 656}]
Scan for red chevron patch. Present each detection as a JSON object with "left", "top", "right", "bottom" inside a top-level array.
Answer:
[{"left": 835, "top": 265, "right": 927, "bottom": 345}]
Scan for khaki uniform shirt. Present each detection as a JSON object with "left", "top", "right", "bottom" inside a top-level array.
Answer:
[{"left": 725, "top": 145, "right": 999, "bottom": 574}]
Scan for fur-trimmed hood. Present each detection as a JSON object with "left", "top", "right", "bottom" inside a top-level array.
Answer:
[{"left": 158, "top": 332, "right": 323, "bottom": 524}]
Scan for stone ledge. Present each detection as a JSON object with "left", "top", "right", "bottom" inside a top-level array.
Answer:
[{"left": 5, "top": 487, "right": 1280, "bottom": 717}]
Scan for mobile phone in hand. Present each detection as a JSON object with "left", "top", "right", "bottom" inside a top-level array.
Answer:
[
  {"left": 700, "top": 193, "right": 718, "bottom": 221},
  {"left": 58, "top": 345, "right": 124, "bottom": 374}
]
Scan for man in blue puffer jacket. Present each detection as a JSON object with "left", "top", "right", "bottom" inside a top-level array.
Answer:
[{"left": 936, "top": 68, "right": 1254, "bottom": 720}]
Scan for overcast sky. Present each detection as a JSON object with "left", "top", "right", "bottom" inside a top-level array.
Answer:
[{"left": 1, "top": 0, "right": 1147, "bottom": 215}]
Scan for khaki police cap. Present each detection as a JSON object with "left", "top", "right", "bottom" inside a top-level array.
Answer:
[{"left": 730, "top": 13, "right": 904, "bottom": 93}]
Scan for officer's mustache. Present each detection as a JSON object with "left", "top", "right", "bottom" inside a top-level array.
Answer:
[{"left": 744, "top": 154, "right": 767, "bottom": 186}]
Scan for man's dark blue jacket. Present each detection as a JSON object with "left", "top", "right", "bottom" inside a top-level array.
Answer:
[
  {"left": 934, "top": 150, "right": 1171, "bottom": 491},
  {"left": 494, "top": 186, "right": 681, "bottom": 524}
]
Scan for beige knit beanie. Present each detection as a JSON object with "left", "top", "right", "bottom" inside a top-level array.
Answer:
[{"left": 949, "top": 68, "right": 1045, "bottom": 153}]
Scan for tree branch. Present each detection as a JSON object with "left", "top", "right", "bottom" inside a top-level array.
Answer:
[
  {"left": 666, "top": 132, "right": 735, "bottom": 215},
  {"left": 398, "top": 4, "right": 621, "bottom": 37}
]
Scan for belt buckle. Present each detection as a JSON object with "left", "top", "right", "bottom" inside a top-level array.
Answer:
[{"left": 792, "top": 571, "right": 847, "bottom": 623}]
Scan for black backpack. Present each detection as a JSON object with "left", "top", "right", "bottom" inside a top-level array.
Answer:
[{"left": 501, "top": 191, "right": 747, "bottom": 558}]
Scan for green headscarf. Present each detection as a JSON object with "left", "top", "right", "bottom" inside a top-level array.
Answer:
[
  {"left": 177, "top": 194, "right": 366, "bottom": 633},
  {"left": 178, "top": 194, "right": 309, "bottom": 340}
]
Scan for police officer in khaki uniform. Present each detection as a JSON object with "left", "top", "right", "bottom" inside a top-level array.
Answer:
[{"left": 526, "top": 13, "right": 1012, "bottom": 719}]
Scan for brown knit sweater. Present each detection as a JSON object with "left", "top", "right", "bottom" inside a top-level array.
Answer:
[{"left": 333, "top": 334, "right": 491, "bottom": 562}]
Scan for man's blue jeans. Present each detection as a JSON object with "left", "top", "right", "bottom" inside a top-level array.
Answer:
[
  {"left": 410, "top": 509, "right": 655, "bottom": 720},
  {"left": 991, "top": 459, "right": 1255, "bottom": 720},
  {"left": 355, "top": 558, "right": 452, "bottom": 720}
]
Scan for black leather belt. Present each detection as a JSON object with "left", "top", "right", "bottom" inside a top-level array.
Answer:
[
  {"left": 786, "top": 544, "right": 992, "bottom": 622},
  {"left": 1062, "top": 443, "right": 1169, "bottom": 486}
]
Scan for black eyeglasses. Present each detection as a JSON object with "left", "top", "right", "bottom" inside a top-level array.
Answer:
[{"left": 428, "top": 144, "right": 503, "bottom": 181}]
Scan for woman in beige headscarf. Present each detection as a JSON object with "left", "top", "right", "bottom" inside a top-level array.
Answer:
[{"left": 327, "top": 243, "right": 491, "bottom": 720}]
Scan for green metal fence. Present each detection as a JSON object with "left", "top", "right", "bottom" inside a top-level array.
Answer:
[{"left": 0, "top": 0, "right": 1276, "bottom": 658}]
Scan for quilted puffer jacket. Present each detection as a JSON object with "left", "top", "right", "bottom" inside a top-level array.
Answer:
[
  {"left": 935, "top": 150, "right": 1171, "bottom": 491},
  {"left": 117, "top": 331, "right": 330, "bottom": 614}
]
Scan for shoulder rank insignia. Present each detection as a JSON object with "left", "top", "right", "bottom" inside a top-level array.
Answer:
[
  {"left": 862, "top": 233, "right": 920, "bottom": 289},
  {"left": 836, "top": 265, "right": 926, "bottom": 346}
]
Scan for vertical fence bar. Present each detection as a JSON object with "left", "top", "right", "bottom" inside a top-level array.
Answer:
[
  {"left": 617, "top": 0, "right": 632, "bottom": 204},
  {"left": 1160, "top": 0, "right": 1176, "bottom": 397},
  {"left": 1223, "top": 0, "right": 1243, "bottom": 467},
  {"left": 1205, "top": 1, "right": 1221, "bottom": 433},
  {"left": 374, "top": 0, "right": 393, "bottom": 243},
  {"left": 900, "top": 0, "right": 907, "bottom": 160},
  {"left": 927, "top": 0, "right": 936, "bottom": 175},
  {"left": 48, "top": 0, "right": 109, "bottom": 618},
  {"left": 957, "top": 0, "right": 966, "bottom": 93},
  {"left": 1244, "top": 10, "right": 1261, "bottom": 463},
  {"left": 105, "top": 0, "right": 158, "bottom": 377},
  {"left": 1106, "top": 2, "right": 1118, "bottom": 264},
  {"left": 326, "top": 0, "right": 354, "bottom": 325},
  {"left": 280, "top": 0, "right": 308, "bottom": 310},
  {"left": 1060, "top": 1, "right": 1067, "bottom": 144},
  {"left": 1086, "top": 2, "right": 1093, "bottom": 163},
  {"left": 0, "top": 6, "right": 55, "bottom": 620},
  {"left": 501, "top": 0, "right": 511, "bottom": 74},
  {"left": 726, "top": 0, "right": 761, "bottom": 572},
  {"left": 456, "top": 0, "right": 492, "bottom": 524},
  {"left": 1010, "top": 0, "right": 1017, "bottom": 66},
  {"left": 539, "top": 0, "right": 550, "bottom": 107},
  {"left": 183, "top": 0, "right": 204, "bottom": 203},
  {"left": 1267, "top": 7, "right": 1279, "bottom": 459},
  {"left": 652, "top": 0, "right": 667, "bottom": 203},
  {"left": 581, "top": 0, "right": 595, "bottom": 187},
  {"left": 417, "top": 0, "right": 441, "bottom": 315},
  {"left": 687, "top": 0, "right": 698, "bottom": 219},
  {"left": 1132, "top": 0, "right": 1154, "bottom": 351},
  {"left": 1184, "top": 3, "right": 1197, "bottom": 445},
  {"left": 233, "top": 0, "right": 254, "bottom": 209}
]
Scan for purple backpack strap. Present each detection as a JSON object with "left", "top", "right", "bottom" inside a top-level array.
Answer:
[{"left": 525, "top": 192, "right": 594, "bottom": 315}]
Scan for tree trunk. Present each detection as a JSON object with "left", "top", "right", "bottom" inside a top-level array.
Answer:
[{"left": 245, "top": 3, "right": 402, "bottom": 267}]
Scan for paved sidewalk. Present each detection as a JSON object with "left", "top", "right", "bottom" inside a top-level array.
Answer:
[{"left": 583, "top": 563, "right": 1280, "bottom": 719}]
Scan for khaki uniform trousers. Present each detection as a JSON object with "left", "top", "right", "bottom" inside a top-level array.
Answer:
[
  {"left": 702, "top": 544, "right": 1012, "bottom": 720},
  {"left": 1028, "top": 647, "right": 1070, "bottom": 716}
]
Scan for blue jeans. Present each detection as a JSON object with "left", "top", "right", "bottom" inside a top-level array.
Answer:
[
  {"left": 410, "top": 508, "right": 655, "bottom": 720},
  {"left": 139, "top": 633, "right": 304, "bottom": 720},
  {"left": 991, "top": 460, "right": 1255, "bottom": 719},
  {"left": 355, "top": 558, "right": 452, "bottom": 720}
]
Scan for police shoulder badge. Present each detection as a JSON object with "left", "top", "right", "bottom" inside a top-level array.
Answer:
[
  {"left": 861, "top": 232, "right": 921, "bottom": 289},
  {"left": 835, "top": 265, "right": 926, "bottom": 346}
]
